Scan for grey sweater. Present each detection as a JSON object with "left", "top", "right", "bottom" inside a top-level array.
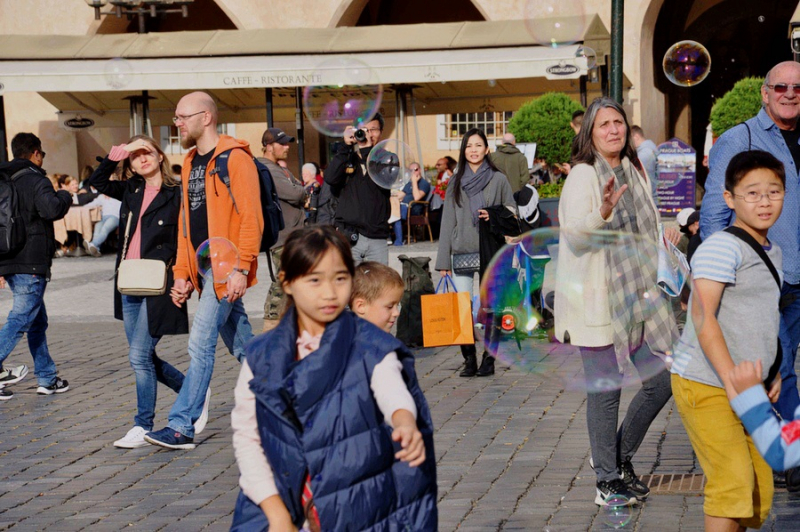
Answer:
[{"left": 435, "top": 171, "right": 515, "bottom": 271}]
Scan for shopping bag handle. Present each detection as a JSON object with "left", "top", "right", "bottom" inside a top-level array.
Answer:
[{"left": 435, "top": 274, "right": 458, "bottom": 294}]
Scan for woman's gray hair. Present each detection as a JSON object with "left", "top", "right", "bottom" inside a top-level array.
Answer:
[
  {"left": 572, "top": 97, "right": 639, "bottom": 167},
  {"left": 302, "top": 162, "right": 317, "bottom": 174}
]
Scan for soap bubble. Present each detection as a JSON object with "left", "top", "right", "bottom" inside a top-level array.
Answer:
[
  {"left": 303, "top": 57, "right": 383, "bottom": 138},
  {"left": 366, "top": 139, "right": 416, "bottom": 191},
  {"left": 758, "top": 15, "right": 765, "bottom": 23},
  {"left": 601, "top": 495, "right": 633, "bottom": 528},
  {"left": 524, "top": 1, "right": 588, "bottom": 48},
  {"left": 663, "top": 41, "right": 711, "bottom": 87},
  {"left": 104, "top": 57, "right": 133, "bottom": 89},
  {"left": 479, "top": 228, "right": 680, "bottom": 393},
  {"left": 575, "top": 46, "right": 597, "bottom": 69},
  {"left": 196, "top": 237, "right": 240, "bottom": 283}
]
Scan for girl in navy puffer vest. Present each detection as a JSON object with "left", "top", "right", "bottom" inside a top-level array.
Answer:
[{"left": 230, "top": 225, "right": 437, "bottom": 532}]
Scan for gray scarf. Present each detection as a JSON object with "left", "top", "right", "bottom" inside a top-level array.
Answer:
[
  {"left": 461, "top": 160, "right": 494, "bottom": 226},
  {"left": 594, "top": 156, "right": 677, "bottom": 372}
]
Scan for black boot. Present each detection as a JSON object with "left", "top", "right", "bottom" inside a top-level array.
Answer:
[
  {"left": 459, "top": 344, "right": 477, "bottom": 377},
  {"left": 476, "top": 351, "right": 495, "bottom": 376}
]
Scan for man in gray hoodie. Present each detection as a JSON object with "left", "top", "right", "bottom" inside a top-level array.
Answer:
[{"left": 489, "top": 133, "right": 529, "bottom": 193}]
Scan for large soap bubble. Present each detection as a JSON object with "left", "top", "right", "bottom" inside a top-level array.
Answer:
[
  {"left": 104, "top": 57, "right": 133, "bottom": 89},
  {"left": 524, "top": 1, "right": 588, "bottom": 48},
  {"left": 196, "top": 237, "right": 240, "bottom": 284},
  {"left": 601, "top": 494, "right": 634, "bottom": 527},
  {"left": 575, "top": 46, "right": 597, "bottom": 70},
  {"left": 663, "top": 41, "right": 711, "bottom": 87},
  {"left": 366, "top": 139, "right": 416, "bottom": 191},
  {"left": 303, "top": 57, "right": 383, "bottom": 138},
  {"left": 479, "top": 227, "right": 691, "bottom": 393}
]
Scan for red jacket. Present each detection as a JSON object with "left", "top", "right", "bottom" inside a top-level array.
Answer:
[{"left": 174, "top": 135, "right": 264, "bottom": 300}]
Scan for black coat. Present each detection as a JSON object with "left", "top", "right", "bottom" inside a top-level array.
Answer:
[
  {"left": 0, "top": 159, "right": 71, "bottom": 278},
  {"left": 88, "top": 157, "right": 188, "bottom": 337}
]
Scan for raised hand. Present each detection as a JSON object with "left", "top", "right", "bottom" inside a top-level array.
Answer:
[{"left": 599, "top": 176, "right": 628, "bottom": 219}]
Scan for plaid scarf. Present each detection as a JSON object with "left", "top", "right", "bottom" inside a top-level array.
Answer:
[{"left": 594, "top": 157, "right": 677, "bottom": 372}]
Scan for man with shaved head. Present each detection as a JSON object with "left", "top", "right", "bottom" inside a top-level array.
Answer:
[
  {"left": 489, "top": 132, "right": 529, "bottom": 192},
  {"left": 145, "top": 91, "right": 263, "bottom": 450},
  {"left": 701, "top": 61, "right": 800, "bottom": 487}
]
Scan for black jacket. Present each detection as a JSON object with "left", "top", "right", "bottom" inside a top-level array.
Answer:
[
  {"left": 0, "top": 159, "right": 71, "bottom": 278},
  {"left": 89, "top": 157, "right": 188, "bottom": 337},
  {"left": 325, "top": 144, "right": 391, "bottom": 239}
]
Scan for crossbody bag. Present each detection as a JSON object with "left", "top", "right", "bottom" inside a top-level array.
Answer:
[{"left": 116, "top": 213, "right": 168, "bottom": 296}]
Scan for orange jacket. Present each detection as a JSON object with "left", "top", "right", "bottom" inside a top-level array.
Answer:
[{"left": 173, "top": 135, "right": 264, "bottom": 300}]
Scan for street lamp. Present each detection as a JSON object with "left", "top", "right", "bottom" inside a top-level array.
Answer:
[{"left": 85, "top": 0, "right": 193, "bottom": 34}]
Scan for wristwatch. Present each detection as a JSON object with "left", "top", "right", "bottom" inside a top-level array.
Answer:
[{"left": 234, "top": 268, "right": 249, "bottom": 276}]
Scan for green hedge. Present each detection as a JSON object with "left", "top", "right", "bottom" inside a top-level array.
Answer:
[
  {"left": 507, "top": 93, "right": 584, "bottom": 165},
  {"left": 709, "top": 77, "right": 764, "bottom": 137}
]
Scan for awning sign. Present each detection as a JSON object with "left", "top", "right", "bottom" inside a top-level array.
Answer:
[{"left": 656, "top": 138, "right": 696, "bottom": 214}]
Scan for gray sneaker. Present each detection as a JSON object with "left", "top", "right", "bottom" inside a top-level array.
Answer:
[
  {"left": 0, "top": 365, "right": 28, "bottom": 386},
  {"left": 0, "top": 388, "right": 12, "bottom": 401}
]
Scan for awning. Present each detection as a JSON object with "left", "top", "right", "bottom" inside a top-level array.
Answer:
[{"left": 0, "top": 16, "right": 623, "bottom": 127}]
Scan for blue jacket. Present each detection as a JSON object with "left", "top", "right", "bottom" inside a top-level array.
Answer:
[
  {"left": 230, "top": 308, "right": 437, "bottom": 532},
  {"left": 701, "top": 109, "right": 800, "bottom": 283}
]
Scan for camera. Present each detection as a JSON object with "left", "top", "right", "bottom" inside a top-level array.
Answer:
[
  {"left": 793, "top": 28, "right": 800, "bottom": 54},
  {"left": 354, "top": 128, "right": 368, "bottom": 143}
]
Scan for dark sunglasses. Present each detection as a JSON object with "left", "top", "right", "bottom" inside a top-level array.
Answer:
[{"left": 767, "top": 83, "right": 800, "bottom": 94}]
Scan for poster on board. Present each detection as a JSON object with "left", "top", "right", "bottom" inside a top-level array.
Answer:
[{"left": 656, "top": 138, "right": 696, "bottom": 215}]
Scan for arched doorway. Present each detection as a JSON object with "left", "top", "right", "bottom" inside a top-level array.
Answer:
[{"left": 652, "top": 0, "right": 795, "bottom": 187}]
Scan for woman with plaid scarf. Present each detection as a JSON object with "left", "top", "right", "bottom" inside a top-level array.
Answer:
[{"left": 555, "top": 97, "right": 681, "bottom": 507}]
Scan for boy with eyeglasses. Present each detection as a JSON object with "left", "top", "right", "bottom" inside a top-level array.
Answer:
[{"left": 671, "top": 150, "right": 786, "bottom": 530}]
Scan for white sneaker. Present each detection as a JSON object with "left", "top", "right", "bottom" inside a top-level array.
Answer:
[
  {"left": 0, "top": 364, "right": 28, "bottom": 386},
  {"left": 114, "top": 426, "right": 150, "bottom": 449},
  {"left": 194, "top": 387, "right": 211, "bottom": 435}
]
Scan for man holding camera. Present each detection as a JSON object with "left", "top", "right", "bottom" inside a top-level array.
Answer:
[{"left": 324, "top": 113, "right": 391, "bottom": 265}]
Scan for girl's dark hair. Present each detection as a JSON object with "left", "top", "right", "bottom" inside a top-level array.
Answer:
[
  {"left": 450, "top": 128, "right": 498, "bottom": 207},
  {"left": 280, "top": 225, "right": 355, "bottom": 291},
  {"left": 725, "top": 150, "right": 786, "bottom": 193},
  {"left": 572, "top": 97, "right": 639, "bottom": 168}
]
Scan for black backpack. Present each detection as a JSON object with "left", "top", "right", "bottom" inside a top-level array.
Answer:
[
  {"left": 0, "top": 169, "right": 28, "bottom": 257},
  {"left": 396, "top": 255, "right": 435, "bottom": 348},
  {"left": 212, "top": 149, "right": 285, "bottom": 253}
]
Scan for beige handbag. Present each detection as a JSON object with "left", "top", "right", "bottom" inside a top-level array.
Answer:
[{"left": 116, "top": 214, "right": 168, "bottom": 296}]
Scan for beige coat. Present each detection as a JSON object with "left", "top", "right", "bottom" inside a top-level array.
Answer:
[{"left": 554, "top": 159, "right": 659, "bottom": 347}]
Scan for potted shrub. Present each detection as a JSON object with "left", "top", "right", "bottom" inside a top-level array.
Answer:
[
  {"left": 709, "top": 77, "right": 764, "bottom": 138},
  {"left": 508, "top": 93, "right": 583, "bottom": 227}
]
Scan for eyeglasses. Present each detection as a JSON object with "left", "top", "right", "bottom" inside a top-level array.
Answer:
[
  {"left": 411, "top": 167, "right": 420, "bottom": 172},
  {"left": 364, "top": 127, "right": 381, "bottom": 133},
  {"left": 734, "top": 190, "right": 785, "bottom": 203},
  {"left": 767, "top": 84, "right": 800, "bottom": 94},
  {"left": 172, "top": 111, "right": 206, "bottom": 124},
  {"left": 38, "top": 150, "right": 46, "bottom": 160}
]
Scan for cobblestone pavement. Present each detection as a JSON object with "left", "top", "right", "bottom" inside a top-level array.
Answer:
[{"left": 1, "top": 249, "right": 799, "bottom": 531}]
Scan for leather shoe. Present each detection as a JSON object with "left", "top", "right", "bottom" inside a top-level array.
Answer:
[{"left": 476, "top": 352, "right": 495, "bottom": 376}]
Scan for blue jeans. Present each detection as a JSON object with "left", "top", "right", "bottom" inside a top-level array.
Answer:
[
  {"left": 167, "top": 278, "right": 253, "bottom": 437},
  {"left": 0, "top": 274, "right": 58, "bottom": 386},
  {"left": 121, "top": 295, "right": 184, "bottom": 430},
  {"left": 777, "top": 282, "right": 800, "bottom": 420},
  {"left": 90, "top": 215, "right": 119, "bottom": 248}
]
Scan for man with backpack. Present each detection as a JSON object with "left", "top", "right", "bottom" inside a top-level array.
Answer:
[
  {"left": 144, "top": 92, "right": 264, "bottom": 450},
  {"left": 0, "top": 133, "right": 72, "bottom": 400},
  {"left": 258, "top": 127, "right": 306, "bottom": 332}
]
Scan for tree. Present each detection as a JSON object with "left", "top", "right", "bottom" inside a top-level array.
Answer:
[
  {"left": 507, "top": 93, "right": 584, "bottom": 165},
  {"left": 709, "top": 77, "right": 764, "bottom": 137}
]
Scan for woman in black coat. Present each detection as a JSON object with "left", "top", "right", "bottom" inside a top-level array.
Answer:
[{"left": 89, "top": 135, "right": 191, "bottom": 449}]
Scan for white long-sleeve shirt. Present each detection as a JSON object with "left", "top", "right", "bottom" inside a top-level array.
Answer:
[{"left": 231, "top": 331, "right": 417, "bottom": 506}]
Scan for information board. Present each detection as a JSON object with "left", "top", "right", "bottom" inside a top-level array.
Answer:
[{"left": 656, "top": 138, "right": 696, "bottom": 214}]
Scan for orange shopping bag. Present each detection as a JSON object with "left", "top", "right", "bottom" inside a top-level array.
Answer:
[{"left": 421, "top": 275, "right": 475, "bottom": 347}]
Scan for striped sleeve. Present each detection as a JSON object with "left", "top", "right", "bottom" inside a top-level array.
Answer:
[
  {"left": 689, "top": 233, "right": 742, "bottom": 284},
  {"left": 731, "top": 386, "right": 800, "bottom": 471}
]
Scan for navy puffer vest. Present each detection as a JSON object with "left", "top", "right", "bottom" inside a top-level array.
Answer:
[{"left": 230, "top": 309, "right": 437, "bottom": 531}]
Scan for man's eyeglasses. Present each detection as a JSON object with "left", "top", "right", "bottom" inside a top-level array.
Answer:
[
  {"left": 364, "top": 127, "right": 381, "bottom": 133},
  {"left": 411, "top": 167, "right": 421, "bottom": 172},
  {"left": 734, "top": 190, "right": 785, "bottom": 203},
  {"left": 38, "top": 150, "right": 46, "bottom": 160},
  {"left": 767, "top": 84, "right": 800, "bottom": 94},
  {"left": 172, "top": 111, "right": 206, "bottom": 124}
]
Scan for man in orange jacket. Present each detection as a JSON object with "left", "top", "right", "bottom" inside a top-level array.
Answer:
[{"left": 145, "top": 91, "right": 263, "bottom": 450}]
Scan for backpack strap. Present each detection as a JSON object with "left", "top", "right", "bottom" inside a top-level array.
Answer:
[
  {"left": 723, "top": 226, "right": 781, "bottom": 290},
  {"left": 210, "top": 149, "right": 240, "bottom": 214},
  {"left": 742, "top": 122, "right": 752, "bottom": 151}
]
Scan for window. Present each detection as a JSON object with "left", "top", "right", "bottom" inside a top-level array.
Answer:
[
  {"left": 160, "top": 123, "right": 235, "bottom": 154},
  {"left": 437, "top": 112, "right": 513, "bottom": 150}
]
